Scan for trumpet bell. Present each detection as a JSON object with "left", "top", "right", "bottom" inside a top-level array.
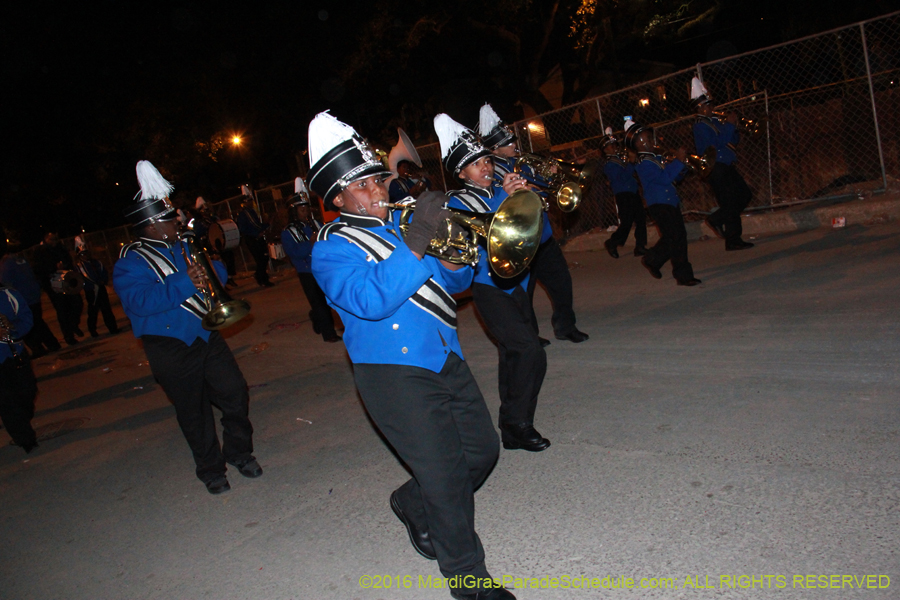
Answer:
[
  {"left": 202, "top": 299, "right": 251, "bottom": 331},
  {"left": 487, "top": 190, "right": 544, "bottom": 279}
]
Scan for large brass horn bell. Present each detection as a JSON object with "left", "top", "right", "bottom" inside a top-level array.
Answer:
[
  {"left": 383, "top": 189, "right": 543, "bottom": 279},
  {"left": 513, "top": 153, "right": 592, "bottom": 213},
  {"left": 181, "top": 231, "right": 251, "bottom": 331}
]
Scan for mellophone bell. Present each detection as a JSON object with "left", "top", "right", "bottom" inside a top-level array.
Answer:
[{"left": 113, "top": 160, "right": 261, "bottom": 496}]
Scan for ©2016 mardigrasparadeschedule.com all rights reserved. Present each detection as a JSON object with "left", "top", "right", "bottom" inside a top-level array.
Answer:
[{"left": 357, "top": 573, "right": 892, "bottom": 593}]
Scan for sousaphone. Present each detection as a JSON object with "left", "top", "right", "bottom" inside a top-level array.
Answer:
[{"left": 384, "top": 128, "right": 422, "bottom": 189}]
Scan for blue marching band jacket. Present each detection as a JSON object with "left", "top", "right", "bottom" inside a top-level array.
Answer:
[
  {"left": 634, "top": 153, "right": 687, "bottom": 208},
  {"left": 77, "top": 257, "right": 109, "bottom": 295},
  {"left": 693, "top": 115, "right": 739, "bottom": 166},
  {"left": 311, "top": 210, "right": 473, "bottom": 373},
  {"left": 491, "top": 155, "right": 553, "bottom": 244},
  {"left": 388, "top": 177, "right": 413, "bottom": 203},
  {"left": 446, "top": 182, "right": 531, "bottom": 293},
  {"left": 113, "top": 238, "right": 228, "bottom": 345},
  {"left": 0, "top": 286, "right": 32, "bottom": 364},
  {"left": 281, "top": 219, "right": 323, "bottom": 274},
  {"left": 603, "top": 156, "right": 639, "bottom": 196}
]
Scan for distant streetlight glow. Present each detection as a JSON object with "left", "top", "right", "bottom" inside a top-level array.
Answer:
[
  {"left": 232, "top": 136, "right": 243, "bottom": 146},
  {"left": 639, "top": 98, "right": 650, "bottom": 107}
]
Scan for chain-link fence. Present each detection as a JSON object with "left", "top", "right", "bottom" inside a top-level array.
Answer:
[{"left": 418, "top": 11, "right": 900, "bottom": 241}]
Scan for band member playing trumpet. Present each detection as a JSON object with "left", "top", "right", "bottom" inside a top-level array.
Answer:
[
  {"left": 691, "top": 77, "right": 754, "bottom": 251},
  {"left": 625, "top": 119, "right": 701, "bottom": 287},
  {"left": 479, "top": 103, "right": 589, "bottom": 344},
  {"left": 438, "top": 112, "right": 551, "bottom": 455},
  {"left": 0, "top": 284, "right": 39, "bottom": 453},
  {"left": 281, "top": 177, "right": 340, "bottom": 343},
  {"left": 113, "top": 161, "right": 262, "bottom": 495},
  {"left": 307, "top": 112, "right": 513, "bottom": 600},
  {"left": 600, "top": 127, "right": 648, "bottom": 258}
]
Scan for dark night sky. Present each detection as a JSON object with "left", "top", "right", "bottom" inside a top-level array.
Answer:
[{"left": 3, "top": 0, "right": 894, "bottom": 245}]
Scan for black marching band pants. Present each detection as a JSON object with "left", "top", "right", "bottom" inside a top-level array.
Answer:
[
  {"left": 84, "top": 285, "right": 119, "bottom": 335},
  {"left": 527, "top": 237, "right": 578, "bottom": 337},
  {"left": 142, "top": 332, "right": 254, "bottom": 483},
  {"left": 472, "top": 283, "right": 547, "bottom": 428},
  {"left": 645, "top": 204, "right": 696, "bottom": 283},
  {"left": 23, "top": 301, "right": 60, "bottom": 354},
  {"left": 298, "top": 272, "right": 337, "bottom": 339},
  {"left": 47, "top": 290, "right": 83, "bottom": 342},
  {"left": 353, "top": 353, "right": 500, "bottom": 590},
  {"left": 608, "top": 191, "right": 648, "bottom": 249},
  {"left": 244, "top": 236, "right": 271, "bottom": 286},
  {"left": 0, "top": 354, "right": 38, "bottom": 449},
  {"left": 707, "top": 162, "right": 752, "bottom": 243}
]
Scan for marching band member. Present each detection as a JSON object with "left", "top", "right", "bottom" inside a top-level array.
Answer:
[
  {"left": 193, "top": 197, "right": 238, "bottom": 288},
  {"left": 0, "top": 284, "right": 39, "bottom": 453},
  {"left": 625, "top": 119, "right": 701, "bottom": 287},
  {"left": 479, "top": 104, "right": 588, "bottom": 344},
  {"left": 32, "top": 232, "right": 84, "bottom": 346},
  {"left": 691, "top": 77, "right": 754, "bottom": 251},
  {"left": 438, "top": 112, "right": 551, "bottom": 454},
  {"left": 600, "top": 127, "right": 648, "bottom": 258},
  {"left": 388, "top": 160, "right": 428, "bottom": 202},
  {"left": 281, "top": 177, "right": 340, "bottom": 343},
  {"left": 308, "top": 112, "right": 514, "bottom": 600},
  {"left": 113, "top": 161, "right": 262, "bottom": 495},
  {"left": 236, "top": 186, "right": 274, "bottom": 287},
  {"left": 74, "top": 236, "right": 120, "bottom": 337}
]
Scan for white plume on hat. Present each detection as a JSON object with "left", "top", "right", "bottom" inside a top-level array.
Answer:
[
  {"left": 74, "top": 235, "right": 86, "bottom": 252},
  {"left": 691, "top": 76, "right": 709, "bottom": 101},
  {"left": 604, "top": 126, "right": 613, "bottom": 136},
  {"left": 241, "top": 184, "right": 252, "bottom": 197},
  {"left": 434, "top": 114, "right": 470, "bottom": 159},
  {"left": 195, "top": 196, "right": 207, "bottom": 210},
  {"left": 136, "top": 160, "right": 174, "bottom": 201},
  {"left": 624, "top": 117, "right": 637, "bottom": 131},
  {"left": 478, "top": 104, "right": 503, "bottom": 137},
  {"left": 294, "top": 177, "right": 308, "bottom": 195},
  {"left": 308, "top": 111, "right": 360, "bottom": 167}
]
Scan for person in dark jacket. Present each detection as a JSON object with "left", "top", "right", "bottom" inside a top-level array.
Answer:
[
  {"left": 74, "top": 236, "right": 119, "bottom": 337},
  {"left": 32, "top": 232, "right": 84, "bottom": 345},
  {"left": 0, "top": 234, "right": 60, "bottom": 357}
]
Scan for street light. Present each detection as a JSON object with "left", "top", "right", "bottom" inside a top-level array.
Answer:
[{"left": 232, "top": 135, "right": 242, "bottom": 146}]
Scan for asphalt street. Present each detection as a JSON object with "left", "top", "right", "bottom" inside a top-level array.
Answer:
[{"left": 1, "top": 221, "right": 898, "bottom": 600}]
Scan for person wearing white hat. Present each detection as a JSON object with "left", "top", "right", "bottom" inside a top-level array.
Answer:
[
  {"left": 281, "top": 177, "right": 339, "bottom": 342},
  {"left": 439, "top": 111, "right": 552, "bottom": 456},
  {"left": 600, "top": 127, "right": 648, "bottom": 258},
  {"left": 624, "top": 118, "right": 701, "bottom": 286},
  {"left": 236, "top": 186, "right": 274, "bottom": 287},
  {"left": 113, "top": 161, "right": 263, "bottom": 495},
  {"left": 308, "top": 112, "right": 512, "bottom": 600},
  {"left": 690, "top": 76, "right": 754, "bottom": 251},
  {"left": 479, "top": 103, "right": 589, "bottom": 345}
]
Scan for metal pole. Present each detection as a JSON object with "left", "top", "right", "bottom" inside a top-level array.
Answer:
[
  {"left": 596, "top": 98, "right": 604, "bottom": 132},
  {"left": 765, "top": 90, "right": 774, "bottom": 204},
  {"left": 527, "top": 123, "right": 535, "bottom": 154},
  {"left": 860, "top": 22, "right": 888, "bottom": 192}
]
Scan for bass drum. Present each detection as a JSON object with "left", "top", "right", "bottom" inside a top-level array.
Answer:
[
  {"left": 50, "top": 270, "right": 82, "bottom": 295},
  {"left": 207, "top": 219, "right": 241, "bottom": 251}
]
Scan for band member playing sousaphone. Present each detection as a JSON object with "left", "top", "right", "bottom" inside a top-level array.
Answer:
[
  {"left": 113, "top": 160, "right": 262, "bottom": 495},
  {"left": 691, "top": 76, "right": 754, "bottom": 251},
  {"left": 600, "top": 127, "right": 648, "bottom": 259},
  {"left": 438, "top": 112, "right": 552, "bottom": 454},
  {"left": 307, "top": 111, "right": 514, "bottom": 600},
  {"left": 281, "top": 177, "right": 340, "bottom": 343},
  {"left": 625, "top": 118, "right": 701, "bottom": 286}
]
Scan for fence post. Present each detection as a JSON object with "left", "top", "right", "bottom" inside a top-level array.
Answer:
[
  {"left": 860, "top": 22, "right": 889, "bottom": 192},
  {"left": 764, "top": 90, "right": 774, "bottom": 204},
  {"left": 596, "top": 98, "right": 604, "bottom": 132}
]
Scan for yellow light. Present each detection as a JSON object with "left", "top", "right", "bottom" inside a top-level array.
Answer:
[
  {"left": 640, "top": 98, "right": 650, "bottom": 107},
  {"left": 232, "top": 136, "right": 242, "bottom": 146},
  {"left": 527, "top": 122, "right": 541, "bottom": 132}
]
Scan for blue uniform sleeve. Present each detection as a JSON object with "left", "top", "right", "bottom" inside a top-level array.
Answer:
[
  {"left": 1, "top": 288, "right": 33, "bottom": 338},
  {"left": 113, "top": 257, "right": 202, "bottom": 317},
  {"left": 721, "top": 122, "right": 739, "bottom": 146},
  {"left": 312, "top": 239, "right": 433, "bottom": 321},
  {"left": 431, "top": 258, "right": 474, "bottom": 295},
  {"left": 693, "top": 121, "right": 716, "bottom": 155},
  {"left": 664, "top": 159, "right": 687, "bottom": 183}
]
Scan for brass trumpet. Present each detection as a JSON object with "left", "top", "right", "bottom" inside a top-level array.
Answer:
[
  {"left": 181, "top": 231, "right": 251, "bottom": 331},
  {"left": 379, "top": 190, "right": 544, "bottom": 279},
  {"left": 654, "top": 147, "right": 717, "bottom": 179},
  {"left": 713, "top": 111, "right": 767, "bottom": 137},
  {"left": 513, "top": 153, "right": 592, "bottom": 213}
]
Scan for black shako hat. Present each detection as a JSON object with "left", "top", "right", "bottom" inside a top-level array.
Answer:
[
  {"left": 478, "top": 103, "right": 516, "bottom": 150},
  {"left": 123, "top": 161, "right": 177, "bottom": 228},
  {"left": 307, "top": 112, "right": 390, "bottom": 211},
  {"left": 623, "top": 118, "right": 650, "bottom": 151},
  {"left": 434, "top": 113, "right": 492, "bottom": 175}
]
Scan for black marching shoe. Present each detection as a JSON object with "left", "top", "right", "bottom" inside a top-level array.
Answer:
[
  {"left": 705, "top": 218, "right": 726, "bottom": 238},
  {"left": 539, "top": 337, "right": 551, "bottom": 348},
  {"left": 604, "top": 239, "right": 619, "bottom": 259},
  {"left": 501, "top": 423, "right": 551, "bottom": 452},
  {"left": 555, "top": 329, "right": 589, "bottom": 343},
  {"left": 725, "top": 239, "right": 754, "bottom": 251},
  {"left": 390, "top": 490, "right": 436, "bottom": 560},
  {"left": 451, "top": 586, "right": 517, "bottom": 600},
  {"left": 677, "top": 278, "right": 702, "bottom": 287},
  {"left": 633, "top": 245, "right": 648, "bottom": 257},
  {"left": 641, "top": 256, "right": 662, "bottom": 280},
  {"left": 230, "top": 458, "right": 263, "bottom": 478},
  {"left": 73, "top": 327, "right": 84, "bottom": 337},
  {"left": 205, "top": 475, "right": 231, "bottom": 495},
  {"left": 323, "top": 333, "right": 342, "bottom": 343}
]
